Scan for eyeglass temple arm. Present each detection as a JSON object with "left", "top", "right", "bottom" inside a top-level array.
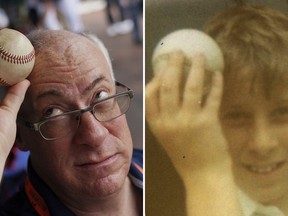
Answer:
[
  {"left": 115, "top": 81, "right": 134, "bottom": 98},
  {"left": 17, "top": 118, "right": 39, "bottom": 131}
]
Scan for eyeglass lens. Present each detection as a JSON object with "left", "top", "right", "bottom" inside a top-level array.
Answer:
[{"left": 39, "top": 94, "right": 131, "bottom": 140}]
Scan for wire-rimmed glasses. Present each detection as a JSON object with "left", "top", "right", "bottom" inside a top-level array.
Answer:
[{"left": 18, "top": 81, "right": 134, "bottom": 141}]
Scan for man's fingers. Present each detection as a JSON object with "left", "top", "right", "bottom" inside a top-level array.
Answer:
[{"left": 1, "top": 80, "right": 30, "bottom": 119}]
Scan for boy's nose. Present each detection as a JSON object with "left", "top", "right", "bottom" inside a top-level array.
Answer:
[{"left": 248, "top": 118, "right": 277, "bottom": 157}]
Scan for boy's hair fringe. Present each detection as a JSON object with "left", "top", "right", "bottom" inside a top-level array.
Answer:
[{"left": 204, "top": 5, "right": 288, "bottom": 94}]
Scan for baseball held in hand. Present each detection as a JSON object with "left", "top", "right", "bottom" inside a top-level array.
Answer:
[
  {"left": 152, "top": 29, "right": 224, "bottom": 74},
  {"left": 0, "top": 28, "right": 35, "bottom": 86}
]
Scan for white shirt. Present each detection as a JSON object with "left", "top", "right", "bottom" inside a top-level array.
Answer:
[{"left": 238, "top": 190, "right": 285, "bottom": 216}]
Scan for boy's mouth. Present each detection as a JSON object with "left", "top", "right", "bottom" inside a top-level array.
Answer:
[{"left": 244, "top": 161, "right": 286, "bottom": 174}]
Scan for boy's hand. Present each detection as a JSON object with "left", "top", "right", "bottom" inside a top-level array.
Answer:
[{"left": 146, "top": 51, "right": 230, "bottom": 179}]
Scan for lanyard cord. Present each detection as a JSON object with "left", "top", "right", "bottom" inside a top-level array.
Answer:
[
  {"left": 24, "top": 161, "right": 142, "bottom": 216},
  {"left": 132, "top": 161, "right": 143, "bottom": 174},
  {"left": 25, "top": 176, "right": 51, "bottom": 216}
]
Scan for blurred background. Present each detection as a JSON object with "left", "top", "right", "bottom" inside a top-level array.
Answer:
[
  {"left": 146, "top": 0, "right": 288, "bottom": 215},
  {"left": 0, "top": 0, "right": 142, "bottom": 204}
]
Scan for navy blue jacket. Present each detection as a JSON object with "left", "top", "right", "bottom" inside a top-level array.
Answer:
[{"left": 1, "top": 149, "right": 143, "bottom": 216}]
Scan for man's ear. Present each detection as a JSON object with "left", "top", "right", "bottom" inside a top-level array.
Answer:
[{"left": 15, "top": 126, "right": 29, "bottom": 151}]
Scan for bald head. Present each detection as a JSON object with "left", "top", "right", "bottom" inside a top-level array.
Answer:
[{"left": 27, "top": 30, "right": 114, "bottom": 79}]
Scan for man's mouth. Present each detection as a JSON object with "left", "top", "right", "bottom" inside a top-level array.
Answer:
[{"left": 76, "top": 154, "right": 118, "bottom": 168}]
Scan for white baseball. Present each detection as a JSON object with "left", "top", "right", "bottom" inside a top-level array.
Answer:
[
  {"left": 152, "top": 29, "right": 224, "bottom": 74},
  {"left": 0, "top": 28, "right": 35, "bottom": 86}
]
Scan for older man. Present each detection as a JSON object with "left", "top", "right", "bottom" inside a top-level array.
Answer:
[{"left": 0, "top": 30, "right": 142, "bottom": 215}]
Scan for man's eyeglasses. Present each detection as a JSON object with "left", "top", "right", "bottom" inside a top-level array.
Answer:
[{"left": 18, "top": 81, "right": 134, "bottom": 141}]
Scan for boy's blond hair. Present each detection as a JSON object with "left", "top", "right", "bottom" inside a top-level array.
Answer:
[{"left": 204, "top": 6, "right": 288, "bottom": 93}]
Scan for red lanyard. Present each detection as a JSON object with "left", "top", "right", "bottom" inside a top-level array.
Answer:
[
  {"left": 132, "top": 161, "right": 143, "bottom": 174},
  {"left": 25, "top": 176, "right": 51, "bottom": 216}
]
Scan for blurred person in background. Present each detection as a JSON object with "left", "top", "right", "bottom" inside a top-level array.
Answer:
[
  {"left": 0, "top": 3, "right": 9, "bottom": 29},
  {"left": 25, "top": 0, "right": 63, "bottom": 30},
  {"left": 56, "top": 0, "right": 84, "bottom": 33},
  {"left": 25, "top": 0, "right": 39, "bottom": 28},
  {"left": 105, "top": 0, "right": 134, "bottom": 37},
  {"left": 26, "top": 0, "right": 84, "bottom": 32},
  {"left": 128, "top": 0, "right": 142, "bottom": 44}
]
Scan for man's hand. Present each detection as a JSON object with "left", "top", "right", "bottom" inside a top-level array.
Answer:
[{"left": 0, "top": 80, "right": 30, "bottom": 167}]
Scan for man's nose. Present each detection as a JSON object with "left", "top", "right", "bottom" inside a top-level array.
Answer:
[{"left": 74, "top": 111, "right": 109, "bottom": 146}]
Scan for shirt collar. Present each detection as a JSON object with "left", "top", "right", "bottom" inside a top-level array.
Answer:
[{"left": 237, "top": 189, "right": 285, "bottom": 216}]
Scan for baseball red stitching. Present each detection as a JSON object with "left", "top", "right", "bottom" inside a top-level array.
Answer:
[
  {"left": 0, "top": 46, "right": 35, "bottom": 64},
  {"left": 0, "top": 77, "right": 9, "bottom": 86}
]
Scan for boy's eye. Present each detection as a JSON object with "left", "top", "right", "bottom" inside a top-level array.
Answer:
[
  {"left": 221, "top": 111, "right": 251, "bottom": 126},
  {"left": 43, "top": 107, "right": 64, "bottom": 118},
  {"left": 271, "top": 106, "right": 288, "bottom": 122}
]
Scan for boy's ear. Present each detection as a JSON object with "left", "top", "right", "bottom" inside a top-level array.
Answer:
[{"left": 15, "top": 126, "right": 29, "bottom": 151}]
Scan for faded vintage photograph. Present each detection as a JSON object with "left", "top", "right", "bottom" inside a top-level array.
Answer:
[{"left": 146, "top": 0, "right": 288, "bottom": 215}]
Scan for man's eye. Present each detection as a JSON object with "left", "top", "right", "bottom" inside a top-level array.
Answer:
[
  {"left": 43, "top": 107, "right": 64, "bottom": 118},
  {"left": 95, "top": 91, "right": 109, "bottom": 101}
]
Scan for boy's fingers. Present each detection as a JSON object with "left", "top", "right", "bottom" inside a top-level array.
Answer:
[
  {"left": 146, "top": 76, "right": 160, "bottom": 121},
  {"left": 182, "top": 54, "right": 205, "bottom": 111},
  {"left": 204, "top": 71, "right": 223, "bottom": 113},
  {"left": 159, "top": 51, "right": 184, "bottom": 114}
]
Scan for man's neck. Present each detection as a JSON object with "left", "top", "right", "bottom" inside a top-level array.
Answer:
[{"left": 64, "top": 177, "right": 141, "bottom": 216}]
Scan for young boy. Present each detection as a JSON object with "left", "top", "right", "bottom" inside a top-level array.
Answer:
[{"left": 146, "top": 5, "right": 288, "bottom": 216}]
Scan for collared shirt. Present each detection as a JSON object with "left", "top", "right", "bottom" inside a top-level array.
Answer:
[
  {"left": 1, "top": 149, "right": 143, "bottom": 216},
  {"left": 238, "top": 190, "right": 285, "bottom": 216}
]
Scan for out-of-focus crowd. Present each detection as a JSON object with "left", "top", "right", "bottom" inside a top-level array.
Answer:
[
  {"left": 0, "top": 0, "right": 142, "bottom": 43},
  {"left": 0, "top": 0, "right": 84, "bottom": 32}
]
